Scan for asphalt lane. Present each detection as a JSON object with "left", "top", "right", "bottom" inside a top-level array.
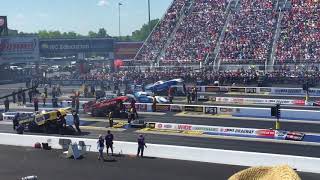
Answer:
[{"left": 0, "top": 145, "right": 252, "bottom": 180}]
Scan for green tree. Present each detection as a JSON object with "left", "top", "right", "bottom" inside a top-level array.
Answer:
[
  {"left": 97, "top": 28, "right": 107, "bottom": 37},
  {"left": 88, "top": 31, "right": 98, "bottom": 38},
  {"left": 131, "top": 19, "right": 159, "bottom": 41}
]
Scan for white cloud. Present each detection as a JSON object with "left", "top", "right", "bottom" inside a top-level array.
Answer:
[
  {"left": 97, "top": 0, "right": 109, "bottom": 7},
  {"left": 16, "top": 13, "right": 25, "bottom": 20},
  {"left": 37, "top": 13, "right": 49, "bottom": 18}
]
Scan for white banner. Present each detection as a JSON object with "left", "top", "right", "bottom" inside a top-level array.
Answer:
[{"left": 215, "top": 97, "right": 305, "bottom": 105}]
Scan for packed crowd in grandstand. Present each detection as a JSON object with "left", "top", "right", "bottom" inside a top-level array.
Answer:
[
  {"left": 47, "top": 66, "right": 320, "bottom": 87},
  {"left": 134, "top": 0, "right": 320, "bottom": 67}
]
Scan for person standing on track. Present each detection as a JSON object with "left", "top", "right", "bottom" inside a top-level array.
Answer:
[
  {"left": 137, "top": 134, "right": 147, "bottom": 157},
  {"left": 72, "top": 111, "right": 81, "bottom": 134},
  {"left": 105, "top": 130, "right": 114, "bottom": 156},
  {"left": 12, "top": 91, "right": 16, "bottom": 103},
  {"left": 33, "top": 97, "right": 39, "bottom": 112},
  {"left": 97, "top": 135, "right": 105, "bottom": 161},
  {"left": 152, "top": 95, "right": 157, "bottom": 112},
  {"left": 75, "top": 97, "right": 80, "bottom": 114},
  {"left": 4, "top": 98, "right": 9, "bottom": 112},
  {"left": 108, "top": 111, "right": 114, "bottom": 128},
  {"left": 28, "top": 90, "right": 32, "bottom": 103}
]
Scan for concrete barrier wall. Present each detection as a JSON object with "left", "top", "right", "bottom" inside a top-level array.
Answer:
[
  {"left": 0, "top": 133, "right": 319, "bottom": 173},
  {"left": 233, "top": 107, "right": 320, "bottom": 121}
]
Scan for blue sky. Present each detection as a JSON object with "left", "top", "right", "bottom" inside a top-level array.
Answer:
[{"left": 2, "top": 0, "right": 172, "bottom": 36}]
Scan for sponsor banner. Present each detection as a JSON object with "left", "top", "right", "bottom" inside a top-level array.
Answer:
[
  {"left": 182, "top": 105, "right": 203, "bottom": 112},
  {"left": 255, "top": 129, "right": 276, "bottom": 138},
  {"left": 0, "top": 36, "right": 39, "bottom": 63},
  {"left": 156, "top": 104, "right": 170, "bottom": 112},
  {"left": 219, "top": 127, "right": 256, "bottom": 136},
  {"left": 136, "top": 104, "right": 148, "bottom": 112},
  {"left": 272, "top": 88, "right": 303, "bottom": 95},
  {"left": 155, "top": 123, "right": 176, "bottom": 130},
  {"left": 184, "top": 106, "right": 196, "bottom": 112},
  {"left": 219, "top": 107, "right": 238, "bottom": 114},
  {"left": 215, "top": 97, "right": 305, "bottom": 105},
  {"left": 154, "top": 123, "right": 304, "bottom": 141},
  {"left": 2, "top": 112, "right": 34, "bottom": 121},
  {"left": 246, "top": 88, "right": 257, "bottom": 94},
  {"left": 123, "top": 103, "right": 147, "bottom": 112},
  {"left": 205, "top": 86, "right": 220, "bottom": 93},
  {"left": 187, "top": 86, "right": 201, "bottom": 92},
  {"left": 230, "top": 88, "right": 245, "bottom": 93},
  {"left": 308, "top": 89, "right": 320, "bottom": 96},
  {"left": 260, "top": 88, "right": 272, "bottom": 93},
  {"left": 205, "top": 107, "right": 217, "bottom": 115},
  {"left": 40, "top": 38, "right": 114, "bottom": 54},
  {"left": 194, "top": 106, "right": 203, "bottom": 112},
  {"left": 170, "top": 105, "right": 182, "bottom": 112}
]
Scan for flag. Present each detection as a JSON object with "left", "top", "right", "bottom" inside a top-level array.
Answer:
[{"left": 118, "top": 2, "right": 123, "bottom": 6}]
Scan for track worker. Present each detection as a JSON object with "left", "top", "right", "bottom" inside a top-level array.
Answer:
[
  {"left": 72, "top": 111, "right": 81, "bottom": 134},
  {"left": 97, "top": 135, "right": 105, "bottom": 161},
  {"left": 105, "top": 130, "right": 114, "bottom": 156},
  {"left": 108, "top": 111, "right": 114, "bottom": 128},
  {"left": 4, "top": 98, "right": 9, "bottom": 112},
  {"left": 137, "top": 134, "right": 147, "bottom": 157},
  {"left": 152, "top": 95, "right": 157, "bottom": 112}
]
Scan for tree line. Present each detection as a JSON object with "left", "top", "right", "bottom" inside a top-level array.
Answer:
[{"left": 9, "top": 19, "right": 159, "bottom": 41}]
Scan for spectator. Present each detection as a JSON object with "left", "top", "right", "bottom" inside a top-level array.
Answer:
[
  {"left": 97, "top": 135, "right": 105, "bottom": 161},
  {"left": 137, "top": 134, "right": 147, "bottom": 157},
  {"left": 105, "top": 130, "right": 114, "bottom": 156}
]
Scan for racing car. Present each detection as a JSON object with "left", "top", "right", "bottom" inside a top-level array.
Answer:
[
  {"left": 145, "top": 79, "right": 183, "bottom": 95},
  {"left": 127, "top": 91, "right": 169, "bottom": 104},
  {"left": 83, "top": 96, "right": 129, "bottom": 117},
  {"left": 9, "top": 108, "right": 73, "bottom": 134}
]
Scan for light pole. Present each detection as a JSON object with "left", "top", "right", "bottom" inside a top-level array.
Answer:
[
  {"left": 118, "top": 2, "right": 123, "bottom": 38},
  {"left": 148, "top": 0, "right": 151, "bottom": 32}
]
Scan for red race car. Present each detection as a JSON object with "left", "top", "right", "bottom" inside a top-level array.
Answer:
[{"left": 83, "top": 96, "right": 129, "bottom": 117}]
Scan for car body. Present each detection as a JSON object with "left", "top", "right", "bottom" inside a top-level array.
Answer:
[
  {"left": 145, "top": 79, "right": 183, "bottom": 93},
  {"left": 131, "top": 91, "right": 169, "bottom": 104},
  {"left": 83, "top": 96, "right": 129, "bottom": 117},
  {"left": 5, "top": 108, "right": 72, "bottom": 133}
]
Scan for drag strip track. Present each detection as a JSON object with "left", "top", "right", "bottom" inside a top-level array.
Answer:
[
  {"left": 87, "top": 113, "right": 320, "bottom": 134},
  {"left": 0, "top": 123, "right": 319, "bottom": 158}
]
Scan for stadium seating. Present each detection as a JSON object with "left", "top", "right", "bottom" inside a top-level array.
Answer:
[
  {"left": 135, "top": 0, "right": 189, "bottom": 62},
  {"left": 218, "top": 0, "right": 277, "bottom": 65},
  {"left": 162, "top": 0, "right": 228, "bottom": 63},
  {"left": 275, "top": 0, "right": 320, "bottom": 64},
  {"left": 135, "top": 0, "right": 320, "bottom": 68}
]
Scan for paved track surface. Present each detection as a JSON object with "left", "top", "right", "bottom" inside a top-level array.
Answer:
[
  {"left": 0, "top": 145, "right": 319, "bottom": 180},
  {"left": 0, "top": 123, "right": 319, "bottom": 158}
]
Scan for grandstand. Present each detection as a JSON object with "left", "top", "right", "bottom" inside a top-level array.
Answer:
[{"left": 134, "top": 0, "right": 320, "bottom": 71}]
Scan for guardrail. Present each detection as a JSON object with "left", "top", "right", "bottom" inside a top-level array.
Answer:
[
  {"left": 123, "top": 103, "right": 320, "bottom": 121},
  {"left": 146, "top": 122, "right": 305, "bottom": 141},
  {"left": 0, "top": 133, "right": 319, "bottom": 173}
]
